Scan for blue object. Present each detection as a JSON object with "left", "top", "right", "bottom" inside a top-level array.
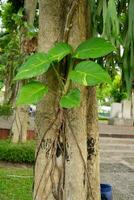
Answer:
[{"left": 100, "top": 184, "right": 113, "bottom": 200}]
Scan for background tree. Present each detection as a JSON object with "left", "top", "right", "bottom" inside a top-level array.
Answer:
[
  {"left": 0, "top": 2, "right": 22, "bottom": 104},
  {"left": 0, "top": 0, "right": 37, "bottom": 143},
  {"left": 11, "top": 0, "right": 37, "bottom": 143}
]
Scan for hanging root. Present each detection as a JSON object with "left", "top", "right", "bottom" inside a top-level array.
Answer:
[
  {"left": 65, "top": 111, "right": 95, "bottom": 200},
  {"left": 34, "top": 109, "right": 95, "bottom": 200},
  {"left": 33, "top": 109, "right": 66, "bottom": 200}
]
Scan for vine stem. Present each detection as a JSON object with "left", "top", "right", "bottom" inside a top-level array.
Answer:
[
  {"left": 63, "top": 0, "right": 79, "bottom": 42},
  {"left": 62, "top": 57, "right": 74, "bottom": 95}
]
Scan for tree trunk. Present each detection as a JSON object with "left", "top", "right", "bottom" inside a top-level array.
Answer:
[
  {"left": 4, "top": 61, "right": 14, "bottom": 104},
  {"left": 86, "top": 3, "right": 100, "bottom": 199},
  {"left": 11, "top": 0, "right": 37, "bottom": 143},
  {"left": 11, "top": 83, "right": 29, "bottom": 143},
  {"left": 24, "top": 0, "right": 37, "bottom": 25},
  {"left": 4, "top": 67, "right": 11, "bottom": 104},
  {"left": 64, "top": 88, "right": 88, "bottom": 200},
  {"left": 11, "top": 106, "right": 28, "bottom": 143},
  {"left": 64, "top": 1, "right": 88, "bottom": 199},
  {"left": 33, "top": 1, "right": 63, "bottom": 199},
  {"left": 34, "top": 0, "right": 100, "bottom": 200},
  {"left": 87, "top": 87, "right": 100, "bottom": 200}
]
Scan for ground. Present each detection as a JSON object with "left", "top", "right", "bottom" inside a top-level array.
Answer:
[
  {"left": 0, "top": 122, "right": 134, "bottom": 199},
  {"left": 100, "top": 122, "right": 134, "bottom": 200},
  {"left": 101, "top": 163, "right": 134, "bottom": 200}
]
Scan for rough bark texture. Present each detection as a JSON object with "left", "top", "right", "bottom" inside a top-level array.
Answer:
[
  {"left": 87, "top": 87, "right": 100, "bottom": 200},
  {"left": 38, "top": 1, "right": 64, "bottom": 52},
  {"left": 33, "top": 1, "right": 63, "bottom": 199},
  {"left": 64, "top": 1, "right": 89, "bottom": 199},
  {"left": 11, "top": 106, "right": 28, "bottom": 143},
  {"left": 64, "top": 88, "right": 88, "bottom": 200},
  {"left": 24, "top": 0, "right": 37, "bottom": 25},
  {"left": 11, "top": 0, "right": 37, "bottom": 143},
  {"left": 86, "top": 3, "right": 100, "bottom": 200},
  {"left": 4, "top": 60, "right": 17, "bottom": 105},
  {"left": 34, "top": 0, "right": 100, "bottom": 200},
  {"left": 11, "top": 81, "right": 29, "bottom": 143}
]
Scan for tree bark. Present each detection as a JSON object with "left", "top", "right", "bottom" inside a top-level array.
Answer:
[
  {"left": 33, "top": 0, "right": 63, "bottom": 199},
  {"left": 87, "top": 87, "right": 100, "bottom": 200},
  {"left": 64, "top": 88, "right": 88, "bottom": 200},
  {"left": 34, "top": 0, "right": 100, "bottom": 200},
  {"left": 4, "top": 60, "right": 15, "bottom": 105},
  {"left": 24, "top": 0, "right": 37, "bottom": 25},
  {"left": 86, "top": 3, "right": 100, "bottom": 200},
  {"left": 64, "top": 1, "right": 89, "bottom": 199},
  {"left": 11, "top": 106, "right": 28, "bottom": 143}
]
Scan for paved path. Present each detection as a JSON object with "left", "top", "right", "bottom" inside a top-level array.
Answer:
[
  {"left": 99, "top": 121, "right": 134, "bottom": 164},
  {"left": 99, "top": 122, "right": 134, "bottom": 137},
  {"left": 99, "top": 122, "right": 134, "bottom": 200}
]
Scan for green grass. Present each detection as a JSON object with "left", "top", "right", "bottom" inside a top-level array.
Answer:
[{"left": 0, "top": 166, "right": 33, "bottom": 200}]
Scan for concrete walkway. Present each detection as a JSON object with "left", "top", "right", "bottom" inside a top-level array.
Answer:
[
  {"left": 100, "top": 122, "right": 134, "bottom": 200},
  {"left": 99, "top": 122, "right": 134, "bottom": 138}
]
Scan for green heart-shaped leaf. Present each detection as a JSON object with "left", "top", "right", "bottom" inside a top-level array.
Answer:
[
  {"left": 60, "top": 88, "right": 80, "bottom": 108},
  {"left": 14, "top": 53, "right": 51, "bottom": 80},
  {"left": 48, "top": 42, "right": 73, "bottom": 62},
  {"left": 73, "top": 38, "right": 115, "bottom": 59},
  {"left": 70, "top": 61, "right": 111, "bottom": 86},
  {"left": 16, "top": 81, "right": 48, "bottom": 105}
]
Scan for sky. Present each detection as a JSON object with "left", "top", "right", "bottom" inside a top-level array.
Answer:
[{"left": 1, "top": 0, "right": 7, "bottom": 3}]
